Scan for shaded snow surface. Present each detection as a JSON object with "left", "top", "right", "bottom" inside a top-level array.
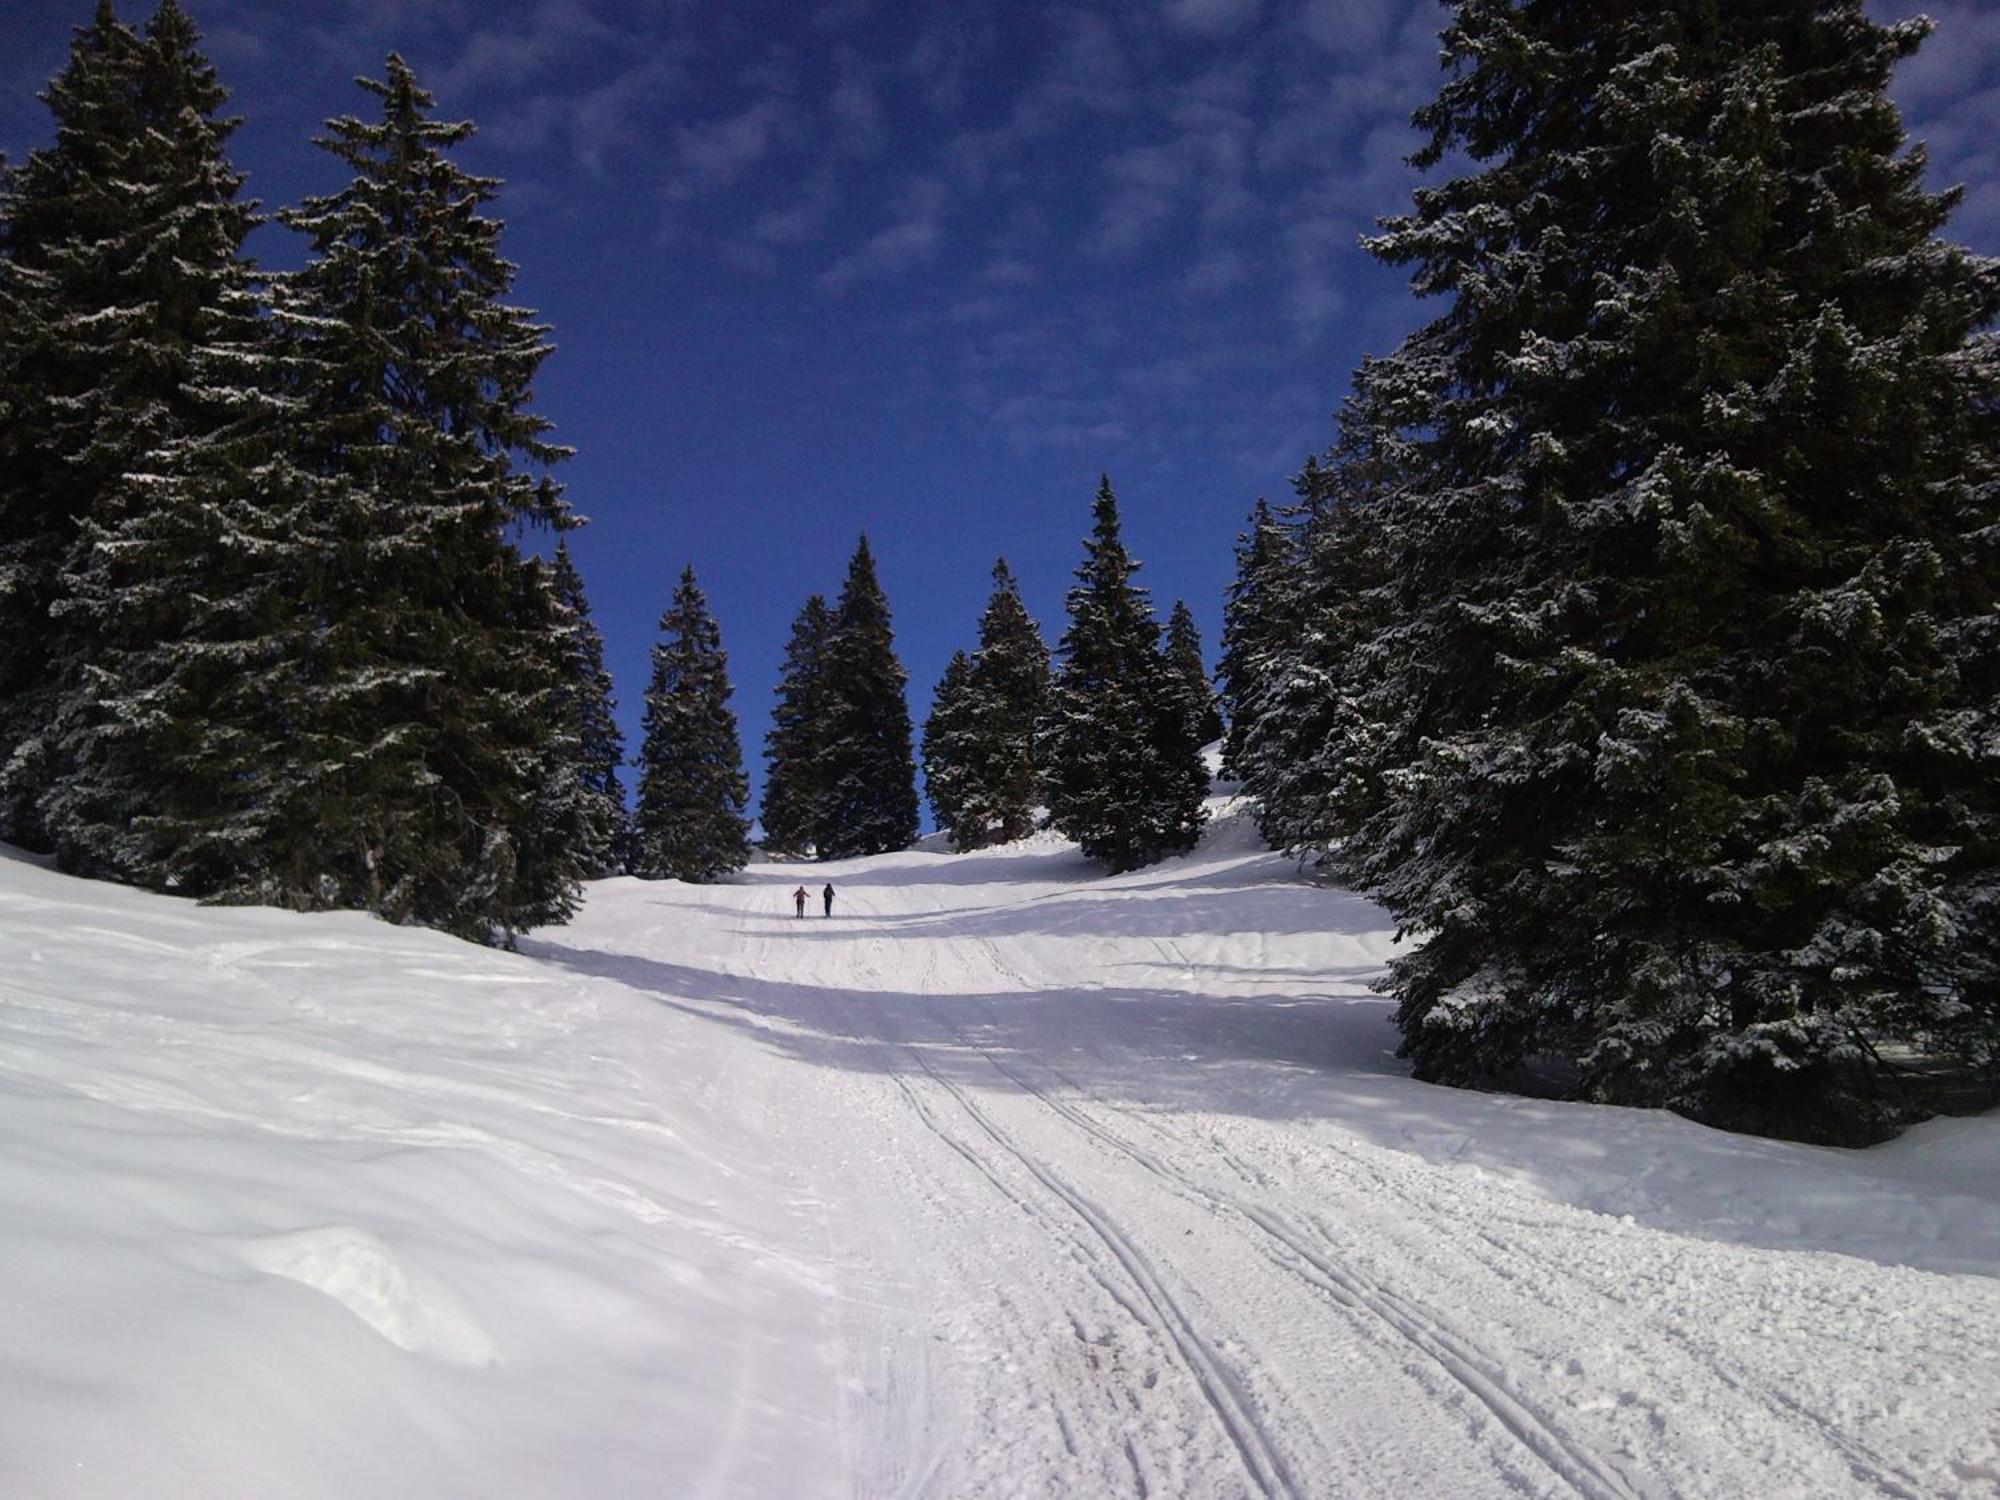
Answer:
[{"left": 2, "top": 800, "right": 1998, "bottom": 1498}]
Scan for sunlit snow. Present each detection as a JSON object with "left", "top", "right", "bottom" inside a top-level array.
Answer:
[{"left": 2, "top": 796, "right": 1996, "bottom": 1497}]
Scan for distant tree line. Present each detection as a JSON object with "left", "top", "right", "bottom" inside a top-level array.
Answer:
[
  {"left": 763, "top": 493, "right": 1220, "bottom": 875},
  {"left": 1220, "top": 0, "right": 1999, "bottom": 1143}
]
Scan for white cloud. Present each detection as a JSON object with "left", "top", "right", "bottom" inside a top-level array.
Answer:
[
  {"left": 1872, "top": 2, "right": 2000, "bottom": 253},
  {"left": 819, "top": 177, "right": 948, "bottom": 292},
  {"left": 751, "top": 172, "right": 836, "bottom": 246},
  {"left": 1082, "top": 98, "right": 1254, "bottom": 259},
  {"left": 979, "top": 258, "right": 1042, "bottom": 288},
  {"left": 1162, "top": 0, "right": 1261, "bottom": 39},
  {"left": 1086, "top": 143, "right": 1188, "bottom": 258},
  {"left": 668, "top": 96, "right": 800, "bottom": 200},
  {"left": 1181, "top": 247, "right": 1248, "bottom": 295},
  {"left": 903, "top": 19, "right": 996, "bottom": 115},
  {"left": 1300, "top": 0, "right": 1400, "bottom": 58},
  {"left": 569, "top": 52, "right": 688, "bottom": 175},
  {"left": 829, "top": 49, "right": 887, "bottom": 159},
  {"left": 432, "top": 0, "right": 619, "bottom": 101},
  {"left": 1282, "top": 214, "right": 1348, "bottom": 343}
]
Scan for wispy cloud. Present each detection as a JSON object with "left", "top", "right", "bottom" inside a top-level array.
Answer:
[
  {"left": 568, "top": 52, "right": 687, "bottom": 174},
  {"left": 820, "top": 176, "right": 948, "bottom": 291},
  {"left": 1162, "top": 0, "right": 1261, "bottom": 40},
  {"left": 828, "top": 48, "right": 887, "bottom": 159},
  {"left": 944, "top": 8, "right": 1139, "bottom": 192},
  {"left": 1086, "top": 143, "right": 1187, "bottom": 257},
  {"left": 1873, "top": 0, "right": 2000, "bottom": 247},
  {"left": 902, "top": 16, "right": 997, "bottom": 115},
  {"left": 668, "top": 96, "right": 801, "bottom": 200},
  {"left": 1280, "top": 214, "right": 1346, "bottom": 343},
  {"left": 751, "top": 169, "right": 839, "bottom": 246},
  {"left": 434, "top": 0, "right": 617, "bottom": 100},
  {"left": 979, "top": 258, "right": 1042, "bottom": 288},
  {"left": 1299, "top": 0, "right": 1400, "bottom": 58},
  {"left": 1083, "top": 94, "right": 1254, "bottom": 259},
  {"left": 1181, "top": 247, "right": 1248, "bottom": 295}
]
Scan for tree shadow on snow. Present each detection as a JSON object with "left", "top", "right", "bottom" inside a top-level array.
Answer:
[
  {"left": 522, "top": 933, "right": 1401, "bottom": 1125},
  {"left": 520, "top": 925, "right": 2000, "bottom": 1278}
]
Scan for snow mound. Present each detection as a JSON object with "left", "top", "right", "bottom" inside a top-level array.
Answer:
[{"left": 229, "top": 1224, "right": 499, "bottom": 1366}]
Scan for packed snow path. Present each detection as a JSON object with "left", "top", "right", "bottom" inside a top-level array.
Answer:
[{"left": 3, "top": 813, "right": 1998, "bottom": 1498}]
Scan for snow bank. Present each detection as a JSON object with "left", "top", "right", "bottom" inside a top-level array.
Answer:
[{"left": 0, "top": 846, "right": 841, "bottom": 1499}]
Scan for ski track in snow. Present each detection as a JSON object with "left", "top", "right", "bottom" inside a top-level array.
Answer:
[{"left": 2, "top": 809, "right": 1998, "bottom": 1498}]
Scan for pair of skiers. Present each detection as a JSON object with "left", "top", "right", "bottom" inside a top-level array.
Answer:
[{"left": 792, "top": 883, "right": 834, "bottom": 918}]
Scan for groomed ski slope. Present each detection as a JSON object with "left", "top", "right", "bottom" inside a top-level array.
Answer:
[{"left": 2, "top": 798, "right": 1998, "bottom": 1499}]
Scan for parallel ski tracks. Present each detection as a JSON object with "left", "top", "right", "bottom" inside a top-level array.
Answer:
[
  {"left": 856, "top": 922, "right": 1930, "bottom": 1500},
  {"left": 958, "top": 931, "right": 1933, "bottom": 1500},
  {"left": 946, "top": 934, "right": 1641, "bottom": 1500},
  {"left": 895, "top": 1039, "right": 1306, "bottom": 1500},
  {"left": 878, "top": 938, "right": 1304, "bottom": 1500}
]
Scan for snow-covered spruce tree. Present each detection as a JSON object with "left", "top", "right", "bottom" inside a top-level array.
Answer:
[
  {"left": 1235, "top": 434, "right": 1399, "bottom": 860},
  {"left": 1039, "top": 477, "right": 1206, "bottom": 872},
  {"left": 29, "top": 0, "right": 311, "bottom": 894},
  {"left": 276, "top": 56, "right": 579, "bottom": 943},
  {"left": 631, "top": 566, "right": 750, "bottom": 883},
  {"left": 548, "top": 542, "right": 630, "bottom": 878},
  {"left": 0, "top": 0, "right": 249, "bottom": 855},
  {"left": 816, "top": 536, "right": 919, "bottom": 859},
  {"left": 957, "top": 558, "right": 1051, "bottom": 848},
  {"left": 0, "top": 147, "right": 56, "bottom": 846},
  {"left": 921, "top": 649, "right": 979, "bottom": 849},
  {"left": 496, "top": 556, "right": 595, "bottom": 931},
  {"left": 924, "top": 560, "right": 1051, "bottom": 852},
  {"left": 761, "top": 594, "right": 834, "bottom": 856},
  {"left": 1348, "top": 1, "right": 1999, "bottom": 1141},
  {"left": 1218, "top": 498, "right": 1297, "bottom": 781},
  {"left": 1162, "top": 601, "right": 1224, "bottom": 751}
]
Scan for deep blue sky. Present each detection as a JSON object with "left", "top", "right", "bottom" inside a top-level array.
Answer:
[{"left": 4, "top": 0, "right": 1996, "bottom": 822}]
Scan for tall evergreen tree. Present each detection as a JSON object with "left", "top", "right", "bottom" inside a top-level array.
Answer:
[
  {"left": 548, "top": 541, "right": 629, "bottom": 878},
  {"left": 924, "top": 560, "right": 1051, "bottom": 852},
  {"left": 761, "top": 594, "right": 834, "bottom": 856},
  {"left": 1234, "top": 434, "right": 1398, "bottom": 859},
  {"left": 921, "top": 649, "right": 978, "bottom": 848},
  {"left": 632, "top": 566, "right": 750, "bottom": 883},
  {"left": 1162, "top": 600, "right": 1224, "bottom": 750},
  {"left": 273, "top": 55, "right": 578, "bottom": 942},
  {"left": 499, "top": 556, "right": 596, "bottom": 933},
  {"left": 30, "top": 1, "right": 306, "bottom": 892},
  {"left": 961, "top": 558, "right": 1051, "bottom": 847},
  {"left": 0, "top": 146, "right": 51, "bottom": 844},
  {"left": 817, "top": 536, "right": 919, "bottom": 859},
  {"left": 1218, "top": 498, "right": 1297, "bottom": 780},
  {"left": 1039, "top": 477, "right": 1207, "bottom": 872},
  {"left": 1345, "top": 0, "right": 1999, "bottom": 1140},
  {"left": 0, "top": 1, "right": 256, "bottom": 854}
]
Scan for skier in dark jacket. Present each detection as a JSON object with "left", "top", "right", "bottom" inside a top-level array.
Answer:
[
  {"left": 822, "top": 883, "right": 835, "bottom": 917},
  {"left": 792, "top": 885, "right": 807, "bottom": 918}
]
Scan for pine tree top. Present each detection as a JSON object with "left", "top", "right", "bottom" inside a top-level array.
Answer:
[
  {"left": 1060, "top": 476, "right": 1156, "bottom": 671},
  {"left": 279, "top": 54, "right": 574, "bottom": 532}
]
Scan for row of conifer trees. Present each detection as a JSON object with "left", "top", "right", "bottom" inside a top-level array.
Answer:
[
  {"left": 16, "top": 0, "right": 1988, "bottom": 1145},
  {"left": 0, "top": 2, "right": 624, "bottom": 944},
  {"left": 758, "top": 488, "right": 1221, "bottom": 877},
  {"left": 1218, "top": 0, "right": 1999, "bottom": 1142},
  {"left": 0, "top": 0, "right": 1225, "bottom": 936}
]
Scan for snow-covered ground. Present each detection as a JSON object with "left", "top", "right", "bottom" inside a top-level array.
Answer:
[{"left": 3, "top": 801, "right": 1997, "bottom": 1498}]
